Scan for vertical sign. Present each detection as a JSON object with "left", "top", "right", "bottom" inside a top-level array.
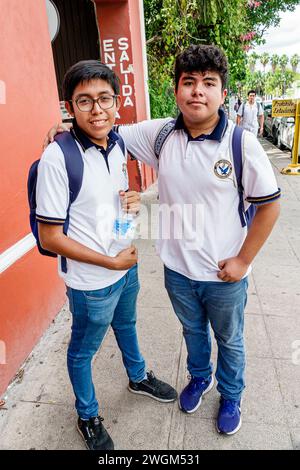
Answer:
[{"left": 102, "top": 37, "right": 136, "bottom": 122}]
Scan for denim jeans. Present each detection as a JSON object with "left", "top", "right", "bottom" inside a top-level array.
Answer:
[
  {"left": 164, "top": 266, "right": 248, "bottom": 401},
  {"left": 66, "top": 264, "right": 145, "bottom": 419}
]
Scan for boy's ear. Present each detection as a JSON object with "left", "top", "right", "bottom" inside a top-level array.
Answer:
[
  {"left": 115, "top": 95, "right": 121, "bottom": 111},
  {"left": 65, "top": 101, "right": 74, "bottom": 116}
]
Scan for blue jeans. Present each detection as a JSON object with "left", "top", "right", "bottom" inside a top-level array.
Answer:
[
  {"left": 66, "top": 265, "right": 146, "bottom": 419},
  {"left": 164, "top": 266, "right": 248, "bottom": 401}
]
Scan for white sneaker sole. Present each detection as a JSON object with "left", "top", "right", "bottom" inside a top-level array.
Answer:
[
  {"left": 77, "top": 422, "right": 91, "bottom": 450},
  {"left": 179, "top": 376, "right": 215, "bottom": 414},
  {"left": 127, "top": 385, "right": 177, "bottom": 403},
  {"left": 216, "top": 411, "right": 242, "bottom": 435},
  {"left": 77, "top": 422, "right": 114, "bottom": 450}
]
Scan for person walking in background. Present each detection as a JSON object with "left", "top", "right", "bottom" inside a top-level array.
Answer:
[{"left": 236, "top": 90, "right": 264, "bottom": 136}]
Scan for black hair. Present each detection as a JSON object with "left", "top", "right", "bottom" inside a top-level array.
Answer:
[
  {"left": 247, "top": 90, "right": 256, "bottom": 96},
  {"left": 174, "top": 45, "right": 228, "bottom": 91},
  {"left": 62, "top": 60, "right": 120, "bottom": 101}
]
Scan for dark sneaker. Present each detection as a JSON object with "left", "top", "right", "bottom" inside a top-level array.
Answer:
[
  {"left": 179, "top": 375, "right": 214, "bottom": 413},
  {"left": 77, "top": 416, "right": 114, "bottom": 450},
  {"left": 128, "top": 370, "right": 177, "bottom": 402},
  {"left": 216, "top": 397, "right": 242, "bottom": 435}
]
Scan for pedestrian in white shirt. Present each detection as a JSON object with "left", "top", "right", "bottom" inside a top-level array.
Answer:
[{"left": 236, "top": 90, "right": 264, "bottom": 136}]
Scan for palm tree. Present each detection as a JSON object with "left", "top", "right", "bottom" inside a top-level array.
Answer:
[
  {"left": 290, "top": 54, "right": 300, "bottom": 73},
  {"left": 260, "top": 52, "right": 269, "bottom": 74},
  {"left": 270, "top": 54, "right": 280, "bottom": 73},
  {"left": 279, "top": 54, "right": 289, "bottom": 72},
  {"left": 248, "top": 53, "right": 258, "bottom": 73}
]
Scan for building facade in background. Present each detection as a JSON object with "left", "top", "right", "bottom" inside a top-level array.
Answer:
[{"left": 0, "top": 0, "right": 152, "bottom": 395}]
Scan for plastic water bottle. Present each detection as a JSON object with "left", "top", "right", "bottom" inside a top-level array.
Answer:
[{"left": 113, "top": 212, "right": 136, "bottom": 240}]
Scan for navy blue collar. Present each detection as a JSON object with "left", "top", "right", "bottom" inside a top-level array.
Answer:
[
  {"left": 174, "top": 108, "right": 228, "bottom": 142},
  {"left": 71, "top": 119, "right": 119, "bottom": 153}
]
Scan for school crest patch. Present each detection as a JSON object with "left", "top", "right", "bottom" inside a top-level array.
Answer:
[
  {"left": 122, "top": 162, "right": 129, "bottom": 187},
  {"left": 214, "top": 159, "right": 233, "bottom": 179}
]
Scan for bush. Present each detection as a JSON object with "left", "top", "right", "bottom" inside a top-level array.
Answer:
[{"left": 148, "top": 76, "right": 178, "bottom": 119}]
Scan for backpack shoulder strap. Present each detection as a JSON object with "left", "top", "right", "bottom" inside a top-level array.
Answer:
[
  {"left": 241, "top": 102, "right": 245, "bottom": 117},
  {"left": 154, "top": 119, "right": 176, "bottom": 159},
  {"left": 257, "top": 102, "right": 263, "bottom": 116},
  {"left": 115, "top": 132, "right": 126, "bottom": 156},
  {"left": 54, "top": 131, "right": 84, "bottom": 272},
  {"left": 232, "top": 125, "right": 244, "bottom": 190},
  {"left": 54, "top": 131, "right": 84, "bottom": 204},
  {"left": 232, "top": 125, "right": 247, "bottom": 228}
]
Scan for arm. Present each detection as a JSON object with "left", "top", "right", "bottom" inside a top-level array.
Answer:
[
  {"left": 43, "top": 118, "right": 169, "bottom": 168},
  {"left": 258, "top": 113, "right": 264, "bottom": 136},
  {"left": 38, "top": 223, "right": 138, "bottom": 270},
  {"left": 218, "top": 200, "right": 280, "bottom": 282},
  {"left": 43, "top": 122, "right": 72, "bottom": 149},
  {"left": 236, "top": 115, "right": 242, "bottom": 126},
  {"left": 119, "top": 190, "right": 141, "bottom": 214}
]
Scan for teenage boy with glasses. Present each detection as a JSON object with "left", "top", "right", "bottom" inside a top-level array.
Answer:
[{"left": 36, "top": 60, "right": 177, "bottom": 450}]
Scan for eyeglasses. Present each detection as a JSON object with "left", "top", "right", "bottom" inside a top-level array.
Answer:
[{"left": 72, "top": 94, "right": 118, "bottom": 112}]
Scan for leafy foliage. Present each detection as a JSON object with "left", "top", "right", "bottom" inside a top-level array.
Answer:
[{"left": 143, "top": 0, "right": 300, "bottom": 117}]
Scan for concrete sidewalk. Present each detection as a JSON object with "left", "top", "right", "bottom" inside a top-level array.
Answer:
[{"left": 0, "top": 139, "right": 300, "bottom": 450}]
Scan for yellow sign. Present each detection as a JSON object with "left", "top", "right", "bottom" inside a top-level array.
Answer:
[
  {"left": 272, "top": 99, "right": 296, "bottom": 117},
  {"left": 281, "top": 99, "right": 300, "bottom": 175}
]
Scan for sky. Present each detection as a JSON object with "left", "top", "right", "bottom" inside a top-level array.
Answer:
[{"left": 254, "top": 4, "right": 300, "bottom": 60}]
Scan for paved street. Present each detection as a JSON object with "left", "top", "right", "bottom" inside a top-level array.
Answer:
[{"left": 0, "top": 138, "right": 299, "bottom": 450}]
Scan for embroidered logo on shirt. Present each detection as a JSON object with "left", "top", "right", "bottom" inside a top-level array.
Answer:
[
  {"left": 122, "top": 163, "right": 129, "bottom": 188},
  {"left": 214, "top": 159, "right": 233, "bottom": 179}
]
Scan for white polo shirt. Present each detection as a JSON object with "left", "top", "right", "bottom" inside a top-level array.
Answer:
[
  {"left": 237, "top": 102, "right": 263, "bottom": 135},
  {"left": 119, "top": 110, "right": 280, "bottom": 282},
  {"left": 36, "top": 125, "right": 132, "bottom": 290}
]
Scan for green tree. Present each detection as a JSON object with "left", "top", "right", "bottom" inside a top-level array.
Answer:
[
  {"left": 143, "top": 0, "right": 300, "bottom": 117},
  {"left": 260, "top": 52, "right": 269, "bottom": 73},
  {"left": 247, "top": 52, "right": 258, "bottom": 72},
  {"left": 265, "top": 69, "right": 295, "bottom": 96},
  {"left": 246, "top": 0, "right": 300, "bottom": 41},
  {"left": 279, "top": 54, "right": 289, "bottom": 72},
  {"left": 290, "top": 54, "right": 300, "bottom": 73},
  {"left": 243, "top": 70, "right": 265, "bottom": 97},
  {"left": 270, "top": 54, "right": 280, "bottom": 73}
]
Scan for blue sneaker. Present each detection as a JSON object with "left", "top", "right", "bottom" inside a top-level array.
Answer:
[
  {"left": 216, "top": 397, "right": 242, "bottom": 435},
  {"left": 179, "top": 375, "right": 214, "bottom": 413}
]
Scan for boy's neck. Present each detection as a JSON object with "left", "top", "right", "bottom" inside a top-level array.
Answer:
[
  {"left": 90, "top": 136, "right": 108, "bottom": 149},
  {"left": 183, "top": 113, "right": 220, "bottom": 138},
  {"left": 73, "top": 120, "right": 109, "bottom": 149}
]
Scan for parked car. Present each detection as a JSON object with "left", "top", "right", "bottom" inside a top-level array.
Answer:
[
  {"left": 263, "top": 100, "right": 281, "bottom": 142},
  {"left": 276, "top": 117, "right": 300, "bottom": 156}
]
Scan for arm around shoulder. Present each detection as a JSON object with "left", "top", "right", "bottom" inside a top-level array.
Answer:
[{"left": 118, "top": 118, "right": 171, "bottom": 169}]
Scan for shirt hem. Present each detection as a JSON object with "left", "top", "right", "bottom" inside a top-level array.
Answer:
[
  {"left": 60, "top": 270, "right": 128, "bottom": 291},
  {"left": 162, "top": 260, "right": 251, "bottom": 282}
]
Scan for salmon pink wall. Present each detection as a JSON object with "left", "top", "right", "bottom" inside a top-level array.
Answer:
[{"left": 0, "top": 0, "right": 65, "bottom": 395}]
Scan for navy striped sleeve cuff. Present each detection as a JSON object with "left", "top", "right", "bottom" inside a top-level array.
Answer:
[
  {"left": 36, "top": 214, "right": 66, "bottom": 225},
  {"left": 246, "top": 188, "right": 281, "bottom": 205}
]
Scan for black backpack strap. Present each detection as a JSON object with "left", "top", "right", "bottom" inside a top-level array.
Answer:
[
  {"left": 240, "top": 102, "right": 245, "bottom": 117},
  {"left": 232, "top": 125, "right": 247, "bottom": 228},
  {"left": 154, "top": 119, "right": 176, "bottom": 159},
  {"left": 115, "top": 132, "right": 126, "bottom": 156},
  {"left": 54, "top": 132, "right": 84, "bottom": 272}
]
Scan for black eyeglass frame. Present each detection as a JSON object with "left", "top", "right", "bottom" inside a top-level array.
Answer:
[{"left": 70, "top": 94, "right": 119, "bottom": 112}]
